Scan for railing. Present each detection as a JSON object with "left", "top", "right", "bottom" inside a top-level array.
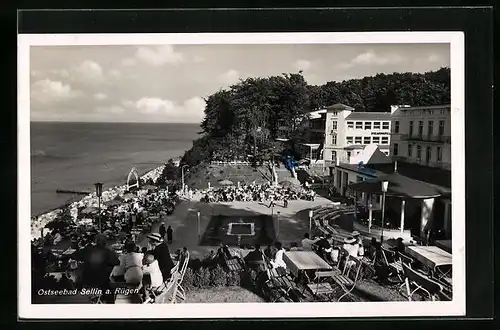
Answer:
[
  {"left": 400, "top": 134, "right": 451, "bottom": 144},
  {"left": 210, "top": 160, "right": 253, "bottom": 166}
]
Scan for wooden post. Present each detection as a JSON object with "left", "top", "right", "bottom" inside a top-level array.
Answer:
[{"left": 400, "top": 199, "right": 406, "bottom": 236}]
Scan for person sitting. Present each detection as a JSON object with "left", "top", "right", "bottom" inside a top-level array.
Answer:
[
  {"left": 289, "top": 242, "right": 300, "bottom": 251},
  {"left": 244, "top": 244, "right": 265, "bottom": 272},
  {"left": 342, "top": 237, "right": 360, "bottom": 258},
  {"left": 120, "top": 241, "right": 144, "bottom": 286},
  {"left": 393, "top": 237, "right": 406, "bottom": 254},
  {"left": 269, "top": 242, "right": 287, "bottom": 271},
  {"left": 301, "top": 233, "right": 317, "bottom": 251},
  {"left": 264, "top": 244, "right": 277, "bottom": 260},
  {"left": 352, "top": 231, "right": 364, "bottom": 257},
  {"left": 52, "top": 230, "right": 63, "bottom": 245},
  {"left": 142, "top": 254, "right": 163, "bottom": 291}
]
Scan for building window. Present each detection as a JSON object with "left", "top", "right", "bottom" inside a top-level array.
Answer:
[
  {"left": 331, "top": 134, "right": 337, "bottom": 145},
  {"left": 439, "top": 120, "right": 445, "bottom": 136},
  {"left": 416, "top": 145, "right": 422, "bottom": 160},
  {"left": 363, "top": 136, "right": 371, "bottom": 144},
  {"left": 364, "top": 122, "right": 372, "bottom": 130},
  {"left": 428, "top": 120, "right": 434, "bottom": 136},
  {"left": 409, "top": 121, "right": 414, "bottom": 136},
  {"left": 354, "top": 137, "right": 362, "bottom": 144},
  {"left": 346, "top": 136, "right": 353, "bottom": 144},
  {"left": 381, "top": 136, "right": 389, "bottom": 144},
  {"left": 372, "top": 136, "right": 380, "bottom": 144},
  {"left": 382, "top": 122, "right": 390, "bottom": 130},
  {"left": 355, "top": 122, "right": 363, "bottom": 129},
  {"left": 331, "top": 151, "right": 336, "bottom": 160},
  {"left": 426, "top": 146, "right": 432, "bottom": 163},
  {"left": 394, "top": 121, "right": 400, "bottom": 133},
  {"left": 332, "top": 111, "right": 338, "bottom": 116},
  {"left": 408, "top": 144, "right": 413, "bottom": 157},
  {"left": 393, "top": 143, "right": 399, "bottom": 156},
  {"left": 332, "top": 121, "right": 337, "bottom": 130},
  {"left": 373, "top": 122, "right": 381, "bottom": 129},
  {"left": 347, "top": 121, "right": 354, "bottom": 129},
  {"left": 437, "top": 146, "right": 442, "bottom": 161},
  {"left": 347, "top": 151, "right": 351, "bottom": 160},
  {"left": 418, "top": 121, "right": 424, "bottom": 136}
]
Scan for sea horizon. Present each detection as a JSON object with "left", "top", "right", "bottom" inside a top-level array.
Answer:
[{"left": 30, "top": 121, "right": 200, "bottom": 216}]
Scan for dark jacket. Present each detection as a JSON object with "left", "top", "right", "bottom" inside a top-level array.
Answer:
[
  {"left": 159, "top": 225, "right": 166, "bottom": 238},
  {"left": 166, "top": 227, "right": 173, "bottom": 239},
  {"left": 153, "top": 242, "right": 175, "bottom": 278},
  {"left": 73, "top": 245, "right": 120, "bottom": 288}
]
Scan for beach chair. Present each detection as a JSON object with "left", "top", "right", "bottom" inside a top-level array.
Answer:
[
  {"left": 174, "top": 251, "right": 190, "bottom": 302},
  {"left": 306, "top": 271, "right": 336, "bottom": 300},
  {"left": 402, "top": 263, "right": 451, "bottom": 301},
  {"left": 330, "top": 249, "right": 364, "bottom": 302},
  {"left": 260, "top": 255, "right": 297, "bottom": 302},
  {"left": 381, "top": 247, "right": 404, "bottom": 281}
]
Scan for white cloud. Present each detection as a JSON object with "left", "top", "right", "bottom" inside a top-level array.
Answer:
[
  {"left": 218, "top": 69, "right": 240, "bottom": 85},
  {"left": 71, "top": 60, "right": 105, "bottom": 85},
  {"left": 135, "top": 45, "right": 184, "bottom": 66},
  {"left": 94, "top": 93, "right": 108, "bottom": 101},
  {"left": 95, "top": 105, "right": 125, "bottom": 114},
  {"left": 336, "top": 50, "right": 404, "bottom": 70},
  {"left": 122, "top": 96, "right": 205, "bottom": 122},
  {"left": 31, "top": 79, "right": 82, "bottom": 105},
  {"left": 121, "top": 58, "right": 137, "bottom": 66},
  {"left": 293, "top": 59, "right": 312, "bottom": 71}
]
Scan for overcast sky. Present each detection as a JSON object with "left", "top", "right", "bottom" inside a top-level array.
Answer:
[{"left": 30, "top": 43, "right": 450, "bottom": 123}]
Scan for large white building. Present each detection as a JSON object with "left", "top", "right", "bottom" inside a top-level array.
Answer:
[
  {"left": 323, "top": 104, "right": 393, "bottom": 165},
  {"left": 389, "top": 104, "right": 451, "bottom": 170}
]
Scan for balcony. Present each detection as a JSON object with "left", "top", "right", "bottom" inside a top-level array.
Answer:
[{"left": 401, "top": 134, "right": 451, "bottom": 144}]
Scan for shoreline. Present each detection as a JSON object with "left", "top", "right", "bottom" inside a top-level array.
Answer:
[{"left": 30, "top": 163, "right": 168, "bottom": 240}]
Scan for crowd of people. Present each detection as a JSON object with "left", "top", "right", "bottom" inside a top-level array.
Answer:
[{"left": 200, "top": 181, "right": 316, "bottom": 203}]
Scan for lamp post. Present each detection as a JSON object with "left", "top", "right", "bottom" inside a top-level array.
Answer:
[
  {"left": 94, "top": 182, "right": 103, "bottom": 233},
  {"left": 368, "top": 202, "right": 373, "bottom": 233},
  {"left": 381, "top": 180, "right": 389, "bottom": 243},
  {"left": 276, "top": 211, "right": 280, "bottom": 239},
  {"left": 181, "top": 165, "right": 188, "bottom": 194},
  {"left": 308, "top": 210, "right": 313, "bottom": 238},
  {"left": 197, "top": 211, "right": 201, "bottom": 240}
]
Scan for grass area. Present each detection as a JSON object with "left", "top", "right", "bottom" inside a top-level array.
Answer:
[
  {"left": 185, "top": 287, "right": 266, "bottom": 303},
  {"left": 184, "top": 163, "right": 269, "bottom": 190}
]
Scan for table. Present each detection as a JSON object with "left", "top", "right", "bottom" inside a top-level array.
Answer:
[
  {"left": 406, "top": 245, "right": 452, "bottom": 281},
  {"left": 283, "top": 251, "right": 332, "bottom": 279},
  {"left": 435, "top": 240, "right": 452, "bottom": 254}
]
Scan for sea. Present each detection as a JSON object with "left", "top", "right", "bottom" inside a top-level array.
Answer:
[{"left": 30, "top": 122, "right": 201, "bottom": 216}]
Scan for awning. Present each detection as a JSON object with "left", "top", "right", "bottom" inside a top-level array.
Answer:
[
  {"left": 348, "top": 171, "right": 442, "bottom": 199},
  {"left": 302, "top": 143, "right": 321, "bottom": 149}
]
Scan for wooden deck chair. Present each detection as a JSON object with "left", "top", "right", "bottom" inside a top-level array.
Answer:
[
  {"left": 144, "top": 272, "right": 180, "bottom": 304},
  {"left": 260, "top": 255, "right": 295, "bottom": 302},
  {"left": 174, "top": 251, "right": 190, "bottom": 301},
  {"left": 306, "top": 271, "right": 336, "bottom": 300},
  {"left": 331, "top": 249, "right": 364, "bottom": 302},
  {"left": 402, "top": 263, "right": 449, "bottom": 301},
  {"left": 381, "top": 247, "right": 404, "bottom": 281}
]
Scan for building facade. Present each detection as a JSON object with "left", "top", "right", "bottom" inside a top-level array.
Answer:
[
  {"left": 323, "top": 104, "right": 393, "bottom": 165},
  {"left": 389, "top": 104, "right": 451, "bottom": 170}
]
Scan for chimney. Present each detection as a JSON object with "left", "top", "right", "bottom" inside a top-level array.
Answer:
[{"left": 394, "top": 160, "right": 398, "bottom": 172}]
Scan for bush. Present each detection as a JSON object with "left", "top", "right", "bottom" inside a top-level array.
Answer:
[
  {"left": 226, "top": 271, "right": 242, "bottom": 287},
  {"left": 182, "top": 268, "right": 197, "bottom": 292},
  {"left": 210, "top": 265, "right": 227, "bottom": 287},
  {"left": 197, "top": 267, "right": 211, "bottom": 288}
]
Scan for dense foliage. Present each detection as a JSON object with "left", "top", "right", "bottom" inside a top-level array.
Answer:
[{"left": 181, "top": 68, "right": 450, "bottom": 167}]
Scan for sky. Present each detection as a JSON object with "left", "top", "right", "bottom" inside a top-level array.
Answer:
[{"left": 29, "top": 43, "right": 450, "bottom": 123}]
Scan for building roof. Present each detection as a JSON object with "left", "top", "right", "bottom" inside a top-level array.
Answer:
[
  {"left": 337, "top": 160, "right": 451, "bottom": 195},
  {"left": 345, "top": 112, "right": 392, "bottom": 120},
  {"left": 348, "top": 171, "right": 443, "bottom": 199},
  {"left": 397, "top": 104, "right": 451, "bottom": 110},
  {"left": 325, "top": 103, "right": 355, "bottom": 111}
]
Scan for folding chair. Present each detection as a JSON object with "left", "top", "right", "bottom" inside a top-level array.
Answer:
[
  {"left": 402, "top": 263, "right": 450, "bottom": 301},
  {"left": 174, "top": 251, "right": 190, "bottom": 302},
  {"left": 381, "top": 247, "right": 404, "bottom": 281},
  {"left": 261, "top": 255, "right": 295, "bottom": 302},
  {"left": 143, "top": 272, "right": 180, "bottom": 304},
  {"left": 330, "top": 249, "right": 363, "bottom": 302},
  {"left": 306, "top": 271, "right": 336, "bottom": 300}
]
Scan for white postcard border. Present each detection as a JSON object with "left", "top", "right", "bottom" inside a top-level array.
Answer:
[{"left": 18, "top": 32, "right": 465, "bottom": 319}]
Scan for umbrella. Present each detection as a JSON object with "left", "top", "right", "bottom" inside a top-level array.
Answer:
[
  {"left": 278, "top": 180, "right": 293, "bottom": 188},
  {"left": 104, "top": 199, "right": 122, "bottom": 207},
  {"left": 122, "top": 192, "right": 135, "bottom": 200},
  {"left": 81, "top": 206, "right": 98, "bottom": 214},
  {"left": 219, "top": 179, "right": 234, "bottom": 186}
]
